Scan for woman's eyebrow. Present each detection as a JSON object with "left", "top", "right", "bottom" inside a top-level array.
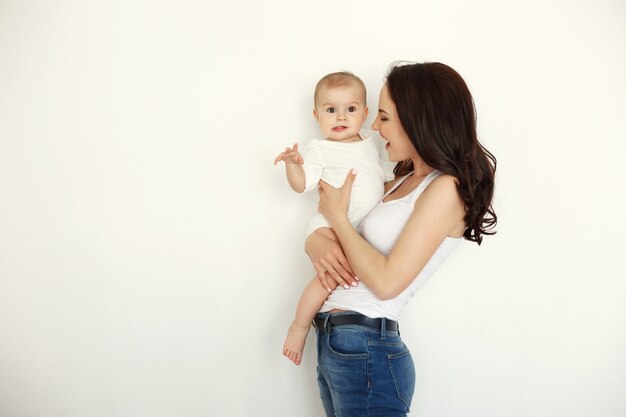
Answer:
[{"left": 378, "top": 109, "right": 390, "bottom": 115}]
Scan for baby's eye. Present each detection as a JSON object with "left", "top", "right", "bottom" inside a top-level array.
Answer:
[
  {"left": 348, "top": 106, "right": 357, "bottom": 112},
  {"left": 326, "top": 107, "right": 335, "bottom": 113}
]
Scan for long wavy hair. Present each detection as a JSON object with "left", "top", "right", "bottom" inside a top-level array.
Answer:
[{"left": 386, "top": 61, "right": 497, "bottom": 244}]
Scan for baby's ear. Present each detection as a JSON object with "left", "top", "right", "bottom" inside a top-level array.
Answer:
[
  {"left": 313, "top": 108, "right": 318, "bottom": 121},
  {"left": 363, "top": 106, "right": 369, "bottom": 119}
]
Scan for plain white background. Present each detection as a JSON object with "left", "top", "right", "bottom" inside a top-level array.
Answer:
[{"left": 1, "top": 0, "right": 625, "bottom": 416}]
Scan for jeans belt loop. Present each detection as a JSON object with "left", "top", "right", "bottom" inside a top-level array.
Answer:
[
  {"left": 323, "top": 315, "right": 331, "bottom": 333},
  {"left": 380, "top": 317, "right": 387, "bottom": 340}
]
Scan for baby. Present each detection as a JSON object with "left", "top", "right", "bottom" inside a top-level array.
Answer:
[{"left": 274, "top": 71, "right": 393, "bottom": 365}]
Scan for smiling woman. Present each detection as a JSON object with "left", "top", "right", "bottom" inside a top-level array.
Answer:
[
  {"left": 372, "top": 84, "right": 418, "bottom": 165},
  {"left": 307, "top": 61, "right": 497, "bottom": 417},
  {"left": 383, "top": 62, "right": 497, "bottom": 243}
]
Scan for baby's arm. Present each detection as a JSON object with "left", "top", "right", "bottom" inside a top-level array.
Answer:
[{"left": 274, "top": 143, "right": 305, "bottom": 193}]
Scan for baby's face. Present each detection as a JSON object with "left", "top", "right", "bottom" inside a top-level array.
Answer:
[{"left": 314, "top": 84, "right": 368, "bottom": 142}]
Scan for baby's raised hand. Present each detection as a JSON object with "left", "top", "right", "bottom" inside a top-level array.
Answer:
[{"left": 273, "top": 143, "right": 304, "bottom": 165}]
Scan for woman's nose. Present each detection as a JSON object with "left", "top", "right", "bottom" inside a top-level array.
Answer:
[{"left": 371, "top": 120, "right": 378, "bottom": 130}]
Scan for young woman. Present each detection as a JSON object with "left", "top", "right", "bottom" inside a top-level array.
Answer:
[{"left": 306, "top": 61, "right": 497, "bottom": 417}]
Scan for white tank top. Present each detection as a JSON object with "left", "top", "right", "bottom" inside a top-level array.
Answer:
[{"left": 319, "top": 170, "right": 461, "bottom": 320}]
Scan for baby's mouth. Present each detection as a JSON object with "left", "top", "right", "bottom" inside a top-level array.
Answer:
[{"left": 332, "top": 126, "right": 348, "bottom": 131}]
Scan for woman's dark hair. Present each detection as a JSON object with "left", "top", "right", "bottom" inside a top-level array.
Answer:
[{"left": 386, "top": 61, "right": 497, "bottom": 244}]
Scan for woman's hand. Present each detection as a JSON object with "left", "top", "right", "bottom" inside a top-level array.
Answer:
[
  {"left": 317, "top": 169, "right": 357, "bottom": 227},
  {"left": 305, "top": 228, "right": 357, "bottom": 291}
]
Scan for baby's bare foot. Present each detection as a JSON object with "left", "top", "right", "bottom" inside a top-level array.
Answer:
[{"left": 282, "top": 322, "right": 310, "bottom": 365}]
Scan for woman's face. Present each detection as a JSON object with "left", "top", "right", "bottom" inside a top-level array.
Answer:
[{"left": 371, "top": 84, "right": 418, "bottom": 162}]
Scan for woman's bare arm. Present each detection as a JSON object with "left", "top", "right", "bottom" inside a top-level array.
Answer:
[
  {"left": 304, "top": 177, "right": 400, "bottom": 291},
  {"left": 318, "top": 171, "right": 465, "bottom": 300}
]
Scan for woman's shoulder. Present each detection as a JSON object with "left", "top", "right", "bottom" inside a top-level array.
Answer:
[
  {"left": 416, "top": 173, "right": 465, "bottom": 235},
  {"left": 421, "top": 172, "right": 461, "bottom": 201},
  {"left": 430, "top": 172, "right": 458, "bottom": 187}
]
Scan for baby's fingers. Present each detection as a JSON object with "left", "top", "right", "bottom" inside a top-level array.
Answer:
[{"left": 273, "top": 152, "right": 286, "bottom": 165}]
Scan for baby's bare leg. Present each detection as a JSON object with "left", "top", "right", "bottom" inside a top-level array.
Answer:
[{"left": 283, "top": 278, "right": 334, "bottom": 365}]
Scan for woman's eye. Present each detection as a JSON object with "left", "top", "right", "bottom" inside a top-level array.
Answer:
[
  {"left": 326, "top": 108, "right": 335, "bottom": 113},
  {"left": 380, "top": 117, "right": 388, "bottom": 122},
  {"left": 348, "top": 106, "right": 357, "bottom": 112}
]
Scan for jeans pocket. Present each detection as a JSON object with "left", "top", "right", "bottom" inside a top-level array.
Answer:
[
  {"left": 387, "top": 350, "right": 416, "bottom": 410},
  {"left": 326, "top": 328, "right": 369, "bottom": 360}
]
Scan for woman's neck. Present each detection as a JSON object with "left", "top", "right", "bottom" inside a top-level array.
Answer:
[{"left": 410, "top": 158, "right": 433, "bottom": 177}]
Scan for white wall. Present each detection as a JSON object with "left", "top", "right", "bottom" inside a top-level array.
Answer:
[{"left": 1, "top": 1, "right": 625, "bottom": 416}]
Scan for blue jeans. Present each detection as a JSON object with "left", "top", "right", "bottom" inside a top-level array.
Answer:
[{"left": 315, "top": 312, "right": 416, "bottom": 417}]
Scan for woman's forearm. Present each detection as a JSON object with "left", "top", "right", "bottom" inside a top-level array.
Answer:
[{"left": 330, "top": 215, "right": 393, "bottom": 299}]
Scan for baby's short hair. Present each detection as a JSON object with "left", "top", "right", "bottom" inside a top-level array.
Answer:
[{"left": 314, "top": 71, "right": 367, "bottom": 106}]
